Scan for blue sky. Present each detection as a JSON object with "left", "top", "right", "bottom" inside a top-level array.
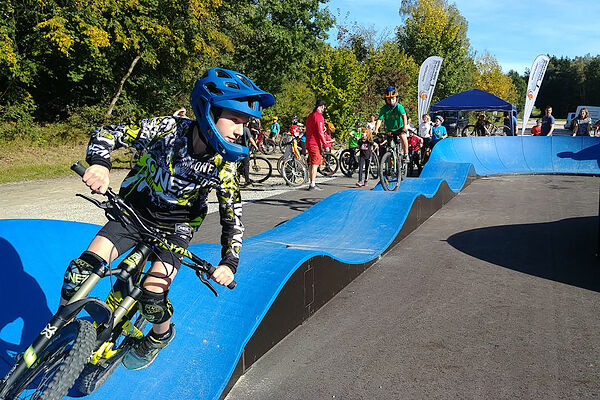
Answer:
[{"left": 325, "top": 0, "right": 600, "bottom": 74}]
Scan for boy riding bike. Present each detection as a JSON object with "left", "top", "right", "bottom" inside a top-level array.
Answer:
[
  {"left": 60, "top": 68, "right": 274, "bottom": 371},
  {"left": 374, "top": 86, "right": 409, "bottom": 163}
]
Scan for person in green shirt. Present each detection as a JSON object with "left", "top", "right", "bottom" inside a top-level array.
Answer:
[
  {"left": 374, "top": 85, "right": 409, "bottom": 162},
  {"left": 348, "top": 121, "right": 362, "bottom": 174}
]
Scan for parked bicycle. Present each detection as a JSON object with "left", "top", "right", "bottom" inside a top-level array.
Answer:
[
  {"left": 461, "top": 115, "right": 511, "bottom": 137},
  {"left": 278, "top": 137, "right": 308, "bottom": 187},
  {"left": 238, "top": 148, "right": 272, "bottom": 185},
  {"left": 379, "top": 138, "right": 407, "bottom": 191},
  {"left": 339, "top": 148, "right": 379, "bottom": 180},
  {"left": 0, "top": 162, "right": 234, "bottom": 400},
  {"left": 253, "top": 130, "right": 276, "bottom": 155}
]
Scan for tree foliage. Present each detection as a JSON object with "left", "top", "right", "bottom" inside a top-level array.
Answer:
[
  {"left": 397, "top": 0, "right": 476, "bottom": 101},
  {"left": 473, "top": 52, "right": 517, "bottom": 105},
  {"left": 309, "top": 46, "right": 366, "bottom": 138},
  {"left": 536, "top": 55, "right": 600, "bottom": 117}
]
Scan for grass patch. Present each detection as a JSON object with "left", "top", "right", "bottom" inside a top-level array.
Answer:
[{"left": 0, "top": 122, "right": 132, "bottom": 183}]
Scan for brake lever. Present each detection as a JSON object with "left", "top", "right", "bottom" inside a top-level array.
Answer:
[
  {"left": 76, "top": 193, "right": 108, "bottom": 209},
  {"left": 195, "top": 270, "right": 219, "bottom": 297}
]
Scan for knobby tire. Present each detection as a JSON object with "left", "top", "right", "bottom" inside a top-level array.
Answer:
[
  {"left": 1, "top": 319, "right": 96, "bottom": 400},
  {"left": 379, "top": 152, "right": 400, "bottom": 191},
  {"left": 77, "top": 316, "right": 147, "bottom": 395}
]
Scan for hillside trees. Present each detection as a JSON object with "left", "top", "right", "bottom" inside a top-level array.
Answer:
[{"left": 397, "top": 0, "right": 476, "bottom": 102}]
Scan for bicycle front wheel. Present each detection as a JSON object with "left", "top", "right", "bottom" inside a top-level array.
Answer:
[
  {"left": 248, "top": 155, "right": 272, "bottom": 183},
  {"left": 282, "top": 158, "right": 307, "bottom": 186},
  {"left": 379, "top": 152, "right": 400, "bottom": 191},
  {"left": 2, "top": 319, "right": 96, "bottom": 400},
  {"left": 318, "top": 153, "right": 339, "bottom": 176}
]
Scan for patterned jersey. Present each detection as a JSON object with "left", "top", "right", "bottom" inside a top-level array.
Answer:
[{"left": 86, "top": 116, "right": 243, "bottom": 272}]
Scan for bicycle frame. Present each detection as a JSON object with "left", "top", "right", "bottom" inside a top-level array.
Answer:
[{"left": 0, "top": 161, "right": 234, "bottom": 398}]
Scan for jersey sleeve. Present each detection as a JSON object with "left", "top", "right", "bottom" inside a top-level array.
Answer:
[
  {"left": 86, "top": 116, "right": 173, "bottom": 170},
  {"left": 214, "top": 156, "right": 244, "bottom": 273}
]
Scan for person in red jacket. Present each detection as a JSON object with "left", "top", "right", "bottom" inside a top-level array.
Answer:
[{"left": 305, "top": 99, "right": 330, "bottom": 190}]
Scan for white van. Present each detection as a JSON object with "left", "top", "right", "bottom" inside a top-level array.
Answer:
[{"left": 565, "top": 106, "right": 600, "bottom": 129}]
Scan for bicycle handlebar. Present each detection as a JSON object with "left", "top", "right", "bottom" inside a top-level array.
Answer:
[{"left": 70, "top": 161, "right": 236, "bottom": 294}]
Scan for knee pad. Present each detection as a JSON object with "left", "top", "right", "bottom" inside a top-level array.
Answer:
[
  {"left": 61, "top": 251, "right": 106, "bottom": 300},
  {"left": 138, "top": 289, "right": 173, "bottom": 324}
]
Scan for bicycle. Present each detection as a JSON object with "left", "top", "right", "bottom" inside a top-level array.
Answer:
[
  {"left": 461, "top": 117, "right": 511, "bottom": 137},
  {"left": 339, "top": 148, "right": 379, "bottom": 180},
  {"left": 378, "top": 137, "right": 407, "bottom": 191},
  {"left": 0, "top": 162, "right": 235, "bottom": 400},
  {"left": 238, "top": 148, "right": 272, "bottom": 185},
  {"left": 253, "top": 130, "right": 276, "bottom": 155},
  {"left": 278, "top": 137, "right": 308, "bottom": 187}
]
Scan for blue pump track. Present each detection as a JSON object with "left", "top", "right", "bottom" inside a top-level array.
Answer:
[{"left": 1, "top": 136, "right": 599, "bottom": 399}]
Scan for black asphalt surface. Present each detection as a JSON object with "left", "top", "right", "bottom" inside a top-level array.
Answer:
[{"left": 221, "top": 174, "right": 600, "bottom": 400}]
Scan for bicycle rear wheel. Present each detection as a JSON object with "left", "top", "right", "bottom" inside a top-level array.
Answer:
[
  {"left": 461, "top": 125, "right": 477, "bottom": 137},
  {"left": 260, "top": 139, "right": 276, "bottom": 155},
  {"left": 1, "top": 320, "right": 96, "bottom": 400},
  {"left": 339, "top": 149, "right": 354, "bottom": 177},
  {"left": 248, "top": 155, "right": 272, "bottom": 183},
  {"left": 282, "top": 158, "right": 307, "bottom": 186},
  {"left": 318, "top": 153, "right": 339, "bottom": 176},
  {"left": 379, "top": 152, "right": 400, "bottom": 191}
]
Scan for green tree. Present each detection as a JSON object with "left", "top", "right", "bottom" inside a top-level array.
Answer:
[
  {"left": 361, "top": 41, "right": 419, "bottom": 120},
  {"left": 507, "top": 69, "right": 527, "bottom": 114},
  {"left": 309, "top": 46, "right": 366, "bottom": 139},
  {"left": 397, "top": 0, "right": 476, "bottom": 99},
  {"left": 219, "top": 0, "right": 334, "bottom": 93},
  {"left": 473, "top": 52, "right": 517, "bottom": 104}
]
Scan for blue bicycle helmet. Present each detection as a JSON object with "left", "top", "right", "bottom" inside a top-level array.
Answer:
[{"left": 190, "top": 68, "right": 275, "bottom": 162}]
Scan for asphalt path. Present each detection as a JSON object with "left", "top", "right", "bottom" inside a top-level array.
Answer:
[{"left": 224, "top": 174, "right": 600, "bottom": 400}]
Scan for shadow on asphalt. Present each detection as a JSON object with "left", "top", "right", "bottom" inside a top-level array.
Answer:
[
  {"left": 248, "top": 197, "right": 321, "bottom": 213},
  {"left": 447, "top": 216, "right": 600, "bottom": 292}
]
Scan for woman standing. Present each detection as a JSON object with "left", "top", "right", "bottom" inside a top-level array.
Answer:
[{"left": 572, "top": 108, "right": 592, "bottom": 136}]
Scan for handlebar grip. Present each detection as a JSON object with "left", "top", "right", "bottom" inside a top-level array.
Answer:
[
  {"left": 206, "top": 265, "right": 236, "bottom": 290},
  {"left": 71, "top": 161, "right": 87, "bottom": 177}
]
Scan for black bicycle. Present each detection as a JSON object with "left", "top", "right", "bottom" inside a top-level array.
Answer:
[
  {"left": 339, "top": 148, "right": 379, "bottom": 180},
  {"left": 239, "top": 149, "right": 272, "bottom": 185},
  {"left": 0, "top": 162, "right": 234, "bottom": 400}
]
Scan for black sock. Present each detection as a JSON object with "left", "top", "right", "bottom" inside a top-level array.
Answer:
[{"left": 150, "top": 325, "right": 173, "bottom": 341}]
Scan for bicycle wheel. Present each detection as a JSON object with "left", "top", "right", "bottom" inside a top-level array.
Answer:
[
  {"left": 461, "top": 125, "right": 477, "bottom": 137},
  {"left": 379, "top": 152, "right": 400, "bottom": 191},
  {"left": 77, "top": 316, "right": 147, "bottom": 395},
  {"left": 318, "top": 153, "right": 338, "bottom": 176},
  {"left": 369, "top": 155, "right": 379, "bottom": 180},
  {"left": 339, "top": 149, "right": 354, "bottom": 177},
  {"left": 1, "top": 319, "right": 96, "bottom": 400},
  {"left": 497, "top": 125, "right": 511, "bottom": 136},
  {"left": 248, "top": 155, "right": 272, "bottom": 183},
  {"left": 282, "top": 158, "right": 307, "bottom": 186},
  {"left": 276, "top": 155, "right": 285, "bottom": 175},
  {"left": 260, "top": 139, "right": 276, "bottom": 155}
]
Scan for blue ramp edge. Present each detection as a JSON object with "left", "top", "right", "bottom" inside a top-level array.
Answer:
[{"left": 1, "top": 136, "right": 599, "bottom": 400}]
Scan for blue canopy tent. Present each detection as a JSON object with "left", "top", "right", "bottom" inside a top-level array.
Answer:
[{"left": 430, "top": 89, "right": 518, "bottom": 135}]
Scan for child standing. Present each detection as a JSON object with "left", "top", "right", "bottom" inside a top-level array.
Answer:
[
  {"left": 348, "top": 121, "right": 362, "bottom": 175},
  {"left": 531, "top": 119, "right": 542, "bottom": 136},
  {"left": 356, "top": 128, "right": 378, "bottom": 187}
]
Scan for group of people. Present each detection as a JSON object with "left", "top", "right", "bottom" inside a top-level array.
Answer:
[{"left": 341, "top": 87, "right": 448, "bottom": 187}]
